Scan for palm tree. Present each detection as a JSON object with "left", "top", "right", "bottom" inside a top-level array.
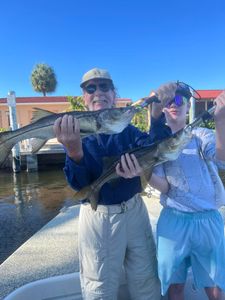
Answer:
[{"left": 31, "top": 63, "right": 57, "bottom": 96}]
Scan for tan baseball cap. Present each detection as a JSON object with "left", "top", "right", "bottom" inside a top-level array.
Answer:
[{"left": 80, "top": 68, "right": 113, "bottom": 87}]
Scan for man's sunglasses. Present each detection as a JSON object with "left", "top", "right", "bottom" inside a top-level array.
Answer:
[
  {"left": 83, "top": 83, "right": 113, "bottom": 94},
  {"left": 165, "top": 95, "right": 187, "bottom": 108}
]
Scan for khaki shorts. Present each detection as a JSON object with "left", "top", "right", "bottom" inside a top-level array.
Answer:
[{"left": 78, "top": 194, "right": 161, "bottom": 300}]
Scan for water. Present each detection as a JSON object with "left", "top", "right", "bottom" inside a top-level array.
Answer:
[
  {"left": 0, "top": 169, "right": 75, "bottom": 264},
  {"left": 0, "top": 169, "right": 225, "bottom": 265}
]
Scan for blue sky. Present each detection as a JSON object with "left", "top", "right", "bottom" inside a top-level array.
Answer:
[{"left": 0, "top": 0, "right": 225, "bottom": 101}]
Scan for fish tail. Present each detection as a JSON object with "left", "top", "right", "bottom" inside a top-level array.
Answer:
[
  {"left": 73, "top": 185, "right": 99, "bottom": 211},
  {"left": 0, "top": 131, "right": 16, "bottom": 166}
]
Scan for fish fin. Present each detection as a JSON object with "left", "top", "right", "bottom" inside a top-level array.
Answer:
[
  {"left": 89, "top": 191, "right": 99, "bottom": 211},
  {"left": 31, "top": 108, "right": 55, "bottom": 123},
  {"left": 73, "top": 186, "right": 90, "bottom": 202},
  {"left": 29, "top": 138, "right": 48, "bottom": 153},
  {"left": 73, "top": 186, "right": 99, "bottom": 211},
  {"left": 0, "top": 131, "right": 15, "bottom": 166},
  {"left": 140, "top": 170, "right": 153, "bottom": 191}
]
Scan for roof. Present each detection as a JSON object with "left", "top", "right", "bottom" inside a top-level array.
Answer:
[
  {"left": 196, "top": 90, "right": 223, "bottom": 99},
  {"left": 0, "top": 91, "right": 223, "bottom": 105},
  {"left": 0, "top": 96, "right": 132, "bottom": 104}
]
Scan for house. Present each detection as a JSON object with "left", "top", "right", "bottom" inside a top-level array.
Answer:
[
  {"left": 195, "top": 90, "right": 222, "bottom": 115},
  {"left": 0, "top": 90, "right": 223, "bottom": 129},
  {"left": 0, "top": 96, "right": 132, "bottom": 129}
]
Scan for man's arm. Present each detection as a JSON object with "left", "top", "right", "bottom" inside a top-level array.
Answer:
[
  {"left": 54, "top": 115, "right": 97, "bottom": 190},
  {"left": 54, "top": 115, "right": 83, "bottom": 162}
]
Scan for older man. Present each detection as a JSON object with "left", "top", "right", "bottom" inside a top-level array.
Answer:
[{"left": 54, "top": 68, "right": 169, "bottom": 300}]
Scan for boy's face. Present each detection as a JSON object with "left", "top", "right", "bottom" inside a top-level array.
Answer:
[{"left": 163, "top": 96, "right": 190, "bottom": 126}]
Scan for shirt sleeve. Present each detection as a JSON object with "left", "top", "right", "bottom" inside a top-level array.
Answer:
[
  {"left": 196, "top": 127, "right": 225, "bottom": 169},
  {"left": 63, "top": 143, "right": 99, "bottom": 190},
  {"left": 153, "top": 164, "right": 165, "bottom": 178},
  {"left": 150, "top": 113, "right": 172, "bottom": 143},
  {"left": 126, "top": 114, "right": 172, "bottom": 148}
]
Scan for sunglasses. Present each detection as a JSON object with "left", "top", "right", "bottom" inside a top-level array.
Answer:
[
  {"left": 176, "top": 81, "right": 201, "bottom": 100},
  {"left": 165, "top": 81, "right": 202, "bottom": 108},
  {"left": 83, "top": 83, "right": 113, "bottom": 94},
  {"left": 165, "top": 95, "right": 187, "bottom": 108}
]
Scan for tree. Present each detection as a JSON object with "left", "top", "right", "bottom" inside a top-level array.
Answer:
[
  {"left": 131, "top": 108, "right": 149, "bottom": 132},
  {"left": 31, "top": 63, "right": 57, "bottom": 96},
  {"left": 66, "top": 95, "right": 86, "bottom": 111}
]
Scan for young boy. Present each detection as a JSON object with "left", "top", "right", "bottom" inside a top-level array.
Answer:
[{"left": 117, "top": 83, "right": 225, "bottom": 300}]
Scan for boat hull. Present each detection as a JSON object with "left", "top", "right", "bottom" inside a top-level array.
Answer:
[{"left": 4, "top": 270, "right": 211, "bottom": 300}]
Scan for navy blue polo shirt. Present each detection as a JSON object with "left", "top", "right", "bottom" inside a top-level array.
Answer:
[{"left": 64, "top": 117, "right": 171, "bottom": 205}]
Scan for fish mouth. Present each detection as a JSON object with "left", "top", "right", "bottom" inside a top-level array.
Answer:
[{"left": 123, "top": 107, "right": 136, "bottom": 118}]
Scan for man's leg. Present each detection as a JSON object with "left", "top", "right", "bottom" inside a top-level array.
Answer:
[
  {"left": 125, "top": 196, "right": 161, "bottom": 300},
  {"left": 78, "top": 204, "right": 127, "bottom": 300}
]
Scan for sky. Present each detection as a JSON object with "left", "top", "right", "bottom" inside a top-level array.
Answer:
[{"left": 0, "top": 0, "right": 225, "bottom": 101}]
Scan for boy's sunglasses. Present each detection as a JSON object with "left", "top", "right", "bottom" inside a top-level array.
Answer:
[
  {"left": 176, "top": 81, "right": 201, "bottom": 100},
  {"left": 165, "top": 95, "right": 187, "bottom": 108},
  {"left": 83, "top": 83, "right": 113, "bottom": 94},
  {"left": 165, "top": 81, "right": 202, "bottom": 108}
]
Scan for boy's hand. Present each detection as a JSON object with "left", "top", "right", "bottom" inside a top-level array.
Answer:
[
  {"left": 214, "top": 90, "right": 225, "bottom": 124},
  {"left": 151, "top": 82, "right": 178, "bottom": 119}
]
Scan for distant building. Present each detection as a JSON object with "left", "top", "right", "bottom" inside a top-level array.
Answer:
[
  {"left": 0, "top": 96, "right": 131, "bottom": 129},
  {"left": 0, "top": 90, "right": 222, "bottom": 129},
  {"left": 195, "top": 90, "right": 222, "bottom": 115}
]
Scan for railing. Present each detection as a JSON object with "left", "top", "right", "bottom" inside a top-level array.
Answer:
[{"left": 19, "top": 138, "right": 64, "bottom": 154}]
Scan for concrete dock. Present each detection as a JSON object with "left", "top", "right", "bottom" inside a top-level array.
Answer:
[{"left": 0, "top": 195, "right": 161, "bottom": 299}]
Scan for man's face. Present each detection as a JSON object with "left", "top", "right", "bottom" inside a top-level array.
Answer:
[{"left": 82, "top": 79, "right": 116, "bottom": 111}]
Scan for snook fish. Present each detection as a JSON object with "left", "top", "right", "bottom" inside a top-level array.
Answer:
[
  {"left": 72, "top": 104, "right": 216, "bottom": 210},
  {"left": 0, "top": 106, "right": 137, "bottom": 167},
  {"left": 73, "top": 126, "right": 193, "bottom": 210}
]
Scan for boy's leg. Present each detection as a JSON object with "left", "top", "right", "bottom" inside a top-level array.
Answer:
[
  {"left": 157, "top": 208, "right": 191, "bottom": 296},
  {"left": 191, "top": 210, "right": 225, "bottom": 294},
  {"left": 205, "top": 287, "right": 224, "bottom": 300},
  {"left": 168, "top": 283, "right": 185, "bottom": 300}
]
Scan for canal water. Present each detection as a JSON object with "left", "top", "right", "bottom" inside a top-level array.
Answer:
[
  {"left": 0, "top": 168, "right": 75, "bottom": 264},
  {"left": 0, "top": 169, "right": 225, "bottom": 265}
]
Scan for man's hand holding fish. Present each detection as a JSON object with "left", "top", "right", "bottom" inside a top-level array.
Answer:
[{"left": 53, "top": 115, "right": 83, "bottom": 162}]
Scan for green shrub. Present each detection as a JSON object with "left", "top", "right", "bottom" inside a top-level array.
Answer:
[{"left": 200, "top": 120, "right": 215, "bottom": 130}]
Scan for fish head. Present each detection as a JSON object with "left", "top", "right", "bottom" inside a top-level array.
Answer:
[
  {"left": 99, "top": 106, "right": 136, "bottom": 134},
  {"left": 157, "top": 127, "right": 192, "bottom": 161}
]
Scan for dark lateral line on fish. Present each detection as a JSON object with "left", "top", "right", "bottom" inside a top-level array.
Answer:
[{"left": 0, "top": 124, "right": 54, "bottom": 144}]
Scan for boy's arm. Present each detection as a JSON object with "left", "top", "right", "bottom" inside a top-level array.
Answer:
[
  {"left": 148, "top": 173, "right": 169, "bottom": 194},
  {"left": 149, "top": 83, "right": 178, "bottom": 142},
  {"left": 214, "top": 91, "right": 225, "bottom": 161}
]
